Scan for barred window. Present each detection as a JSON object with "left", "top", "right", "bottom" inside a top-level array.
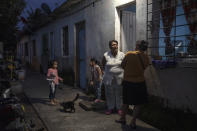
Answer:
[{"left": 147, "top": 0, "right": 197, "bottom": 64}]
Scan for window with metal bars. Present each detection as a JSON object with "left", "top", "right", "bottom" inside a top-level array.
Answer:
[{"left": 147, "top": 0, "right": 197, "bottom": 65}]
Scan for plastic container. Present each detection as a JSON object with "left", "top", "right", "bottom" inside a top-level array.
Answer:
[{"left": 17, "top": 70, "right": 25, "bottom": 80}]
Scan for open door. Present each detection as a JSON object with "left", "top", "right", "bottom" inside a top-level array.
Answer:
[
  {"left": 121, "top": 8, "right": 136, "bottom": 52},
  {"left": 76, "top": 21, "right": 86, "bottom": 89}
]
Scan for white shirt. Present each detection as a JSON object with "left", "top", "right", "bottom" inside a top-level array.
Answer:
[{"left": 103, "top": 51, "right": 125, "bottom": 85}]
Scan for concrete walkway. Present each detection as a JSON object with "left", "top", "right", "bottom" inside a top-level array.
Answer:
[{"left": 23, "top": 71, "right": 160, "bottom": 131}]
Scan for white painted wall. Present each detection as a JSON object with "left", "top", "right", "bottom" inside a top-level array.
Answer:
[
  {"left": 23, "top": 0, "right": 138, "bottom": 70},
  {"left": 114, "top": 0, "right": 135, "bottom": 7},
  {"left": 30, "top": 0, "right": 115, "bottom": 71},
  {"left": 147, "top": 65, "right": 197, "bottom": 113},
  {"left": 17, "top": 0, "right": 197, "bottom": 113},
  {"left": 136, "top": 0, "right": 147, "bottom": 41},
  {"left": 18, "top": 35, "right": 30, "bottom": 63}
]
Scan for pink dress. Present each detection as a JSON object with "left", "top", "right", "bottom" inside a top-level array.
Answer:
[{"left": 47, "top": 68, "right": 63, "bottom": 85}]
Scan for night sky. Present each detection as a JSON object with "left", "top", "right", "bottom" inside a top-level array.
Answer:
[{"left": 18, "top": 0, "right": 67, "bottom": 29}]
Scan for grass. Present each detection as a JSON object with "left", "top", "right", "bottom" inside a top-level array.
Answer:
[{"left": 138, "top": 96, "right": 197, "bottom": 131}]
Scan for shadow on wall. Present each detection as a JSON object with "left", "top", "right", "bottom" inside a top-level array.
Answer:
[
  {"left": 139, "top": 95, "right": 197, "bottom": 131},
  {"left": 59, "top": 67, "right": 75, "bottom": 86}
]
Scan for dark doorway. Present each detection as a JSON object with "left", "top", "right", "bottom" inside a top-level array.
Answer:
[{"left": 75, "top": 21, "right": 86, "bottom": 89}]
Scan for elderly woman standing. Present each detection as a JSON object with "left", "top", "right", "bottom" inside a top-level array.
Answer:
[
  {"left": 115, "top": 40, "right": 149, "bottom": 129},
  {"left": 102, "top": 40, "right": 125, "bottom": 115}
]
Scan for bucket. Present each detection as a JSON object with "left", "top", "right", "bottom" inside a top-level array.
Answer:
[{"left": 18, "top": 70, "right": 25, "bottom": 80}]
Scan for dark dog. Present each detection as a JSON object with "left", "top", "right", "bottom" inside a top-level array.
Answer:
[{"left": 60, "top": 93, "right": 79, "bottom": 113}]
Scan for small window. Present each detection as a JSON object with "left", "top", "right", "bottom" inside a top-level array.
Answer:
[{"left": 62, "top": 26, "right": 69, "bottom": 56}]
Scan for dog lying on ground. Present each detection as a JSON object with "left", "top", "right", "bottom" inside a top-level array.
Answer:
[{"left": 60, "top": 93, "right": 79, "bottom": 113}]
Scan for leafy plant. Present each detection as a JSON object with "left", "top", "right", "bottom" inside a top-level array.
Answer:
[{"left": 0, "top": 0, "right": 26, "bottom": 50}]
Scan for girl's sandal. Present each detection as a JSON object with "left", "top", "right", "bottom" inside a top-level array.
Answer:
[
  {"left": 50, "top": 100, "right": 56, "bottom": 106},
  {"left": 53, "top": 98, "right": 59, "bottom": 104}
]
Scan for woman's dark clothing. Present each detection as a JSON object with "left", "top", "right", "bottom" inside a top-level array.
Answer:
[{"left": 122, "top": 80, "right": 148, "bottom": 105}]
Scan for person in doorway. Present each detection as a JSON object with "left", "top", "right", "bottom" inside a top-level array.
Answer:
[
  {"left": 89, "top": 58, "right": 103, "bottom": 103},
  {"left": 102, "top": 40, "right": 125, "bottom": 115},
  {"left": 47, "top": 60, "right": 63, "bottom": 105},
  {"left": 115, "top": 40, "right": 149, "bottom": 129}
]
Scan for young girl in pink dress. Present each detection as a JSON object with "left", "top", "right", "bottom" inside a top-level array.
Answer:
[{"left": 47, "top": 60, "right": 63, "bottom": 105}]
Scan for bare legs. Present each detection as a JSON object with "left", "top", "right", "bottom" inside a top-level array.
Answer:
[
  {"left": 130, "top": 105, "right": 140, "bottom": 128},
  {"left": 117, "top": 104, "right": 141, "bottom": 128},
  {"left": 119, "top": 104, "right": 129, "bottom": 120},
  {"left": 50, "top": 99, "right": 56, "bottom": 105}
]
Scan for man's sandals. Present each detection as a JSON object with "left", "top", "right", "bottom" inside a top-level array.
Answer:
[
  {"left": 115, "top": 119, "right": 126, "bottom": 125},
  {"left": 115, "top": 119, "right": 137, "bottom": 129}
]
